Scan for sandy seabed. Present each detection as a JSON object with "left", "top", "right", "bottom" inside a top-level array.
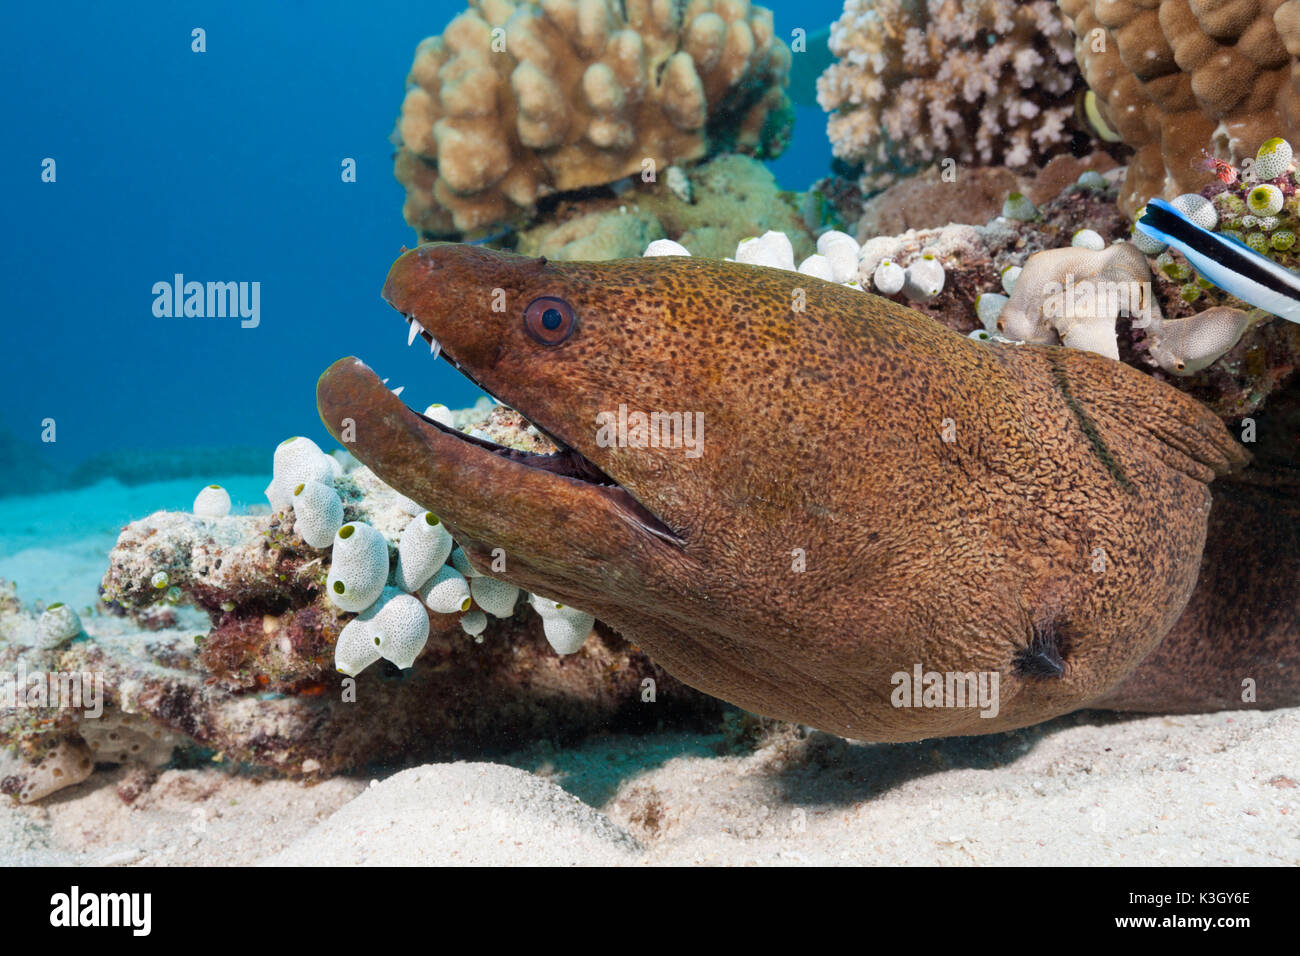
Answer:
[{"left": 1, "top": 478, "right": 1296, "bottom": 866}]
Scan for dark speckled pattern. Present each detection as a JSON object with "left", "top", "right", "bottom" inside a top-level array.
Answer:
[{"left": 318, "top": 243, "right": 1256, "bottom": 742}]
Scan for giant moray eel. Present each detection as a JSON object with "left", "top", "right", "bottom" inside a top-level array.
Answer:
[{"left": 317, "top": 243, "right": 1300, "bottom": 741}]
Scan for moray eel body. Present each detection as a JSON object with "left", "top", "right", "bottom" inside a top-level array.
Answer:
[{"left": 317, "top": 243, "right": 1280, "bottom": 741}]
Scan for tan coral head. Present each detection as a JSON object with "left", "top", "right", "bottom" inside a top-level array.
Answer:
[{"left": 394, "top": 0, "right": 793, "bottom": 236}]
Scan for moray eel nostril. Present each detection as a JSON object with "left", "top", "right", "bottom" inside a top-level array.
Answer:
[{"left": 315, "top": 242, "right": 1300, "bottom": 742}]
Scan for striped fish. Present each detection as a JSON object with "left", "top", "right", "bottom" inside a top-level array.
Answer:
[{"left": 1136, "top": 198, "right": 1300, "bottom": 324}]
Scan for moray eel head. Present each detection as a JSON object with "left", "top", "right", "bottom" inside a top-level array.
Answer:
[{"left": 319, "top": 242, "right": 1247, "bottom": 741}]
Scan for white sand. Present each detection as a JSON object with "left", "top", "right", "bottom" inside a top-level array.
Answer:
[{"left": 4, "top": 706, "right": 1295, "bottom": 866}]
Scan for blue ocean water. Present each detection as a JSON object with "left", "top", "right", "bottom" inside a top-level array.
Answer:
[{"left": 1, "top": 0, "right": 841, "bottom": 481}]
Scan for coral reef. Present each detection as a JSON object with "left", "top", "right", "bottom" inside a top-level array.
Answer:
[
  {"left": 817, "top": 0, "right": 1083, "bottom": 192},
  {"left": 1059, "top": 0, "right": 1300, "bottom": 216},
  {"left": 1, "top": 404, "right": 721, "bottom": 803},
  {"left": 515, "top": 153, "right": 815, "bottom": 261},
  {"left": 395, "top": 0, "right": 793, "bottom": 237}
]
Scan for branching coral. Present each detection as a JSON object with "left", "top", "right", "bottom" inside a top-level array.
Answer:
[
  {"left": 1060, "top": 0, "right": 1300, "bottom": 216},
  {"left": 395, "top": 0, "right": 793, "bottom": 236},
  {"left": 816, "top": 0, "right": 1082, "bottom": 191}
]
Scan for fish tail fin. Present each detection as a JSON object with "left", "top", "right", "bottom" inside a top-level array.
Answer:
[{"left": 1048, "top": 349, "right": 1249, "bottom": 483}]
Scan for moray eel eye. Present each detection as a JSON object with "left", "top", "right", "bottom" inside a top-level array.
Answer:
[{"left": 524, "top": 296, "right": 576, "bottom": 345}]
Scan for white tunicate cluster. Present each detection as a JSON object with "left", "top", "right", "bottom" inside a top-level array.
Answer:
[
  {"left": 193, "top": 484, "right": 231, "bottom": 518},
  {"left": 326, "top": 522, "right": 390, "bottom": 612},
  {"left": 872, "top": 259, "right": 906, "bottom": 295},
  {"left": 470, "top": 576, "right": 519, "bottom": 618},
  {"left": 419, "top": 564, "right": 472, "bottom": 614},
  {"left": 423, "top": 403, "right": 455, "bottom": 428},
  {"left": 903, "top": 253, "right": 945, "bottom": 302},
  {"left": 37, "top": 603, "right": 81, "bottom": 649},
  {"left": 816, "top": 230, "right": 861, "bottom": 284},
  {"left": 268, "top": 436, "right": 335, "bottom": 512},
  {"left": 530, "top": 594, "right": 595, "bottom": 656},
  {"left": 1171, "top": 193, "right": 1218, "bottom": 230},
  {"left": 1071, "top": 229, "right": 1105, "bottom": 251},
  {"left": 797, "top": 254, "right": 835, "bottom": 281},
  {"left": 643, "top": 239, "right": 691, "bottom": 257},
  {"left": 735, "top": 231, "right": 796, "bottom": 271},
  {"left": 292, "top": 479, "right": 344, "bottom": 549},
  {"left": 395, "top": 512, "right": 454, "bottom": 592}
]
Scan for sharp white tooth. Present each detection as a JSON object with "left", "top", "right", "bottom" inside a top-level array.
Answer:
[
  {"left": 382, "top": 377, "right": 390, "bottom": 384},
  {"left": 407, "top": 320, "right": 424, "bottom": 346},
  {"left": 391, "top": 385, "right": 405, "bottom": 397},
  {"left": 429, "top": 336, "right": 442, "bottom": 360}
]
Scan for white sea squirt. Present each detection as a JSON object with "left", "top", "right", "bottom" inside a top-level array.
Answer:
[
  {"left": 334, "top": 616, "right": 381, "bottom": 677},
  {"left": 735, "top": 231, "right": 796, "bottom": 271},
  {"left": 816, "top": 230, "right": 861, "bottom": 284},
  {"left": 419, "top": 564, "right": 472, "bottom": 614},
  {"left": 460, "top": 609, "right": 488, "bottom": 639},
  {"left": 872, "top": 259, "right": 905, "bottom": 295},
  {"left": 642, "top": 239, "right": 692, "bottom": 257},
  {"left": 470, "top": 576, "right": 520, "bottom": 618},
  {"left": 395, "top": 512, "right": 454, "bottom": 592},
  {"left": 369, "top": 591, "right": 431, "bottom": 669},
  {"left": 422, "top": 403, "right": 455, "bottom": 428},
  {"left": 291, "top": 479, "right": 344, "bottom": 549},
  {"left": 326, "top": 522, "right": 389, "bottom": 613},
  {"left": 530, "top": 595, "right": 596, "bottom": 655},
  {"left": 269, "top": 436, "right": 334, "bottom": 510},
  {"left": 193, "top": 484, "right": 231, "bottom": 518}
]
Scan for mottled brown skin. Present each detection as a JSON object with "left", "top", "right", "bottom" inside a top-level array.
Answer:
[{"left": 317, "top": 244, "right": 1253, "bottom": 742}]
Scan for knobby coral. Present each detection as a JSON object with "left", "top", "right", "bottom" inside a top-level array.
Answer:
[
  {"left": 1060, "top": 0, "right": 1300, "bottom": 216},
  {"left": 817, "top": 0, "right": 1082, "bottom": 191},
  {"left": 395, "top": 0, "right": 793, "bottom": 236}
]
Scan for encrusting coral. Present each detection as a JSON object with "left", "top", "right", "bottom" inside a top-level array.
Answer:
[
  {"left": 395, "top": 0, "right": 793, "bottom": 236},
  {"left": 1059, "top": 0, "right": 1300, "bottom": 216},
  {"left": 816, "top": 0, "right": 1082, "bottom": 191}
]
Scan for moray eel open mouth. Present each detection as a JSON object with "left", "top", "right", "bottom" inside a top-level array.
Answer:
[{"left": 391, "top": 313, "right": 682, "bottom": 545}]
